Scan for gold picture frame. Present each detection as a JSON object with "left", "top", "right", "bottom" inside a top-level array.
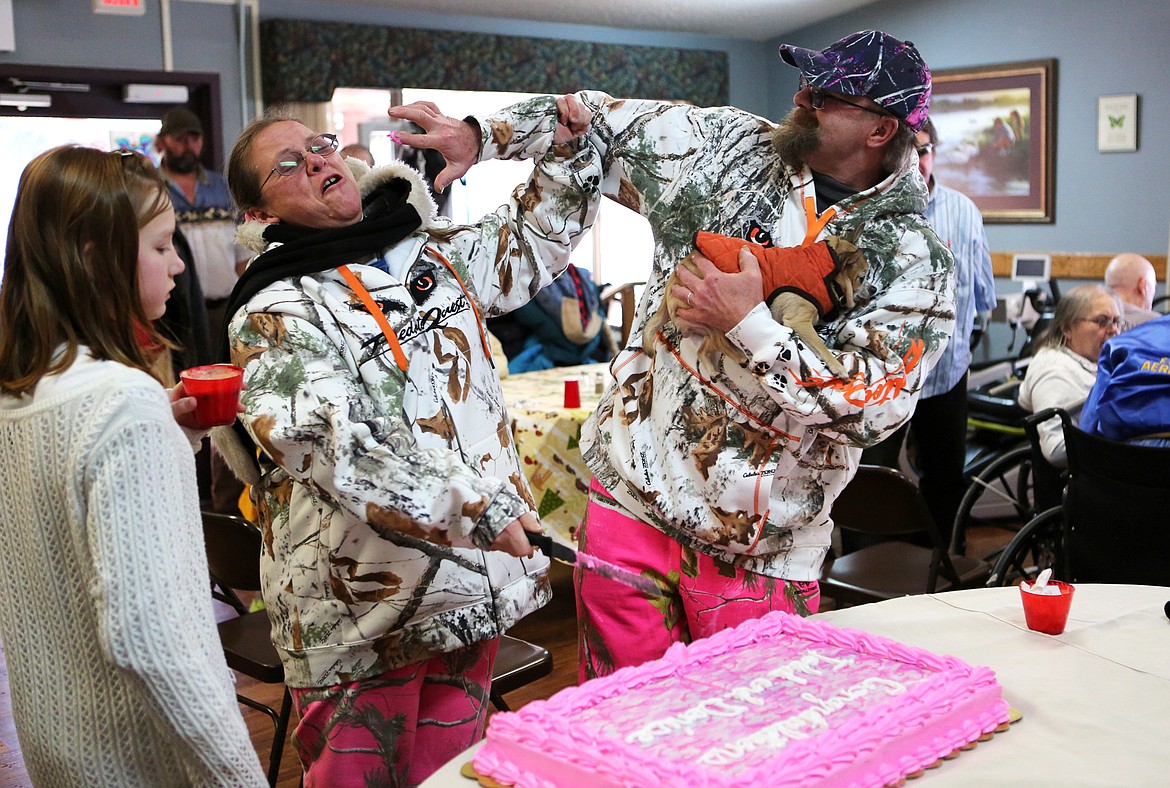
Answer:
[{"left": 929, "top": 59, "right": 1056, "bottom": 224}]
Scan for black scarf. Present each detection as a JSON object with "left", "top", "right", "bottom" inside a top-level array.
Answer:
[
  {"left": 217, "top": 177, "right": 423, "bottom": 363},
  {"left": 213, "top": 176, "right": 424, "bottom": 479}
]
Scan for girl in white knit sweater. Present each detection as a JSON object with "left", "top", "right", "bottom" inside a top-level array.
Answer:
[{"left": 0, "top": 147, "right": 266, "bottom": 786}]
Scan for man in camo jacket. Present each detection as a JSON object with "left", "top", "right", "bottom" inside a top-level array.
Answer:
[{"left": 393, "top": 29, "right": 955, "bottom": 680}]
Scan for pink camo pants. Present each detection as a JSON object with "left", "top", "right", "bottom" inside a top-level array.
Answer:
[
  {"left": 576, "top": 479, "right": 819, "bottom": 682},
  {"left": 291, "top": 639, "right": 498, "bottom": 788}
]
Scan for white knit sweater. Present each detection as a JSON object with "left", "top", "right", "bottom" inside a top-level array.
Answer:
[{"left": 0, "top": 352, "right": 265, "bottom": 787}]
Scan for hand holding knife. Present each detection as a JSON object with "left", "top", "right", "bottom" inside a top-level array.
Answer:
[{"left": 525, "top": 530, "right": 667, "bottom": 598}]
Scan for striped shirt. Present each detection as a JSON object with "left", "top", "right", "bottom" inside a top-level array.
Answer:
[{"left": 920, "top": 180, "right": 996, "bottom": 397}]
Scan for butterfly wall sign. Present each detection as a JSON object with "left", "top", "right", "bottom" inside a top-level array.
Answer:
[{"left": 1098, "top": 93, "right": 1139, "bottom": 153}]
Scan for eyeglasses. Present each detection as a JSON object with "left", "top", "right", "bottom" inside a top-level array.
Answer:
[
  {"left": 801, "top": 77, "right": 890, "bottom": 118},
  {"left": 260, "top": 133, "right": 339, "bottom": 192},
  {"left": 916, "top": 143, "right": 934, "bottom": 157},
  {"left": 1079, "top": 315, "right": 1122, "bottom": 330}
]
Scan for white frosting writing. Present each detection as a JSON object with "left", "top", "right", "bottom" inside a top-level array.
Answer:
[
  {"left": 696, "top": 677, "right": 906, "bottom": 765},
  {"left": 624, "top": 651, "right": 860, "bottom": 746}
]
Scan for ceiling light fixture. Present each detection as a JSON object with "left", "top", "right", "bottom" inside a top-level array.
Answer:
[
  {"left": 0, "top": 92, "right": 52, "bottom": 109},
  {"left": 123, "top": 83, "right": 190, "bottom": 104},
  {"left": 8, "top": 78, "right": 89, "bottom": 93}
]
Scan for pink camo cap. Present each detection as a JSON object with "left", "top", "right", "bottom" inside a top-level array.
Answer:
[{"left": 779, "top": 30, "right": 932, "bottom": 132}]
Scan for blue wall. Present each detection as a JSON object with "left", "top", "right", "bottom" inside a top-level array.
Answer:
[
  {"left": 1, "top": 0, "right": 246, "bottom": 119},
  {"left": 774, "top": 0, "right": 1170, "bottom": 257}
]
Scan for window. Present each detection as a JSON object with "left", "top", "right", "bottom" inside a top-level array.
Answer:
[
  {"left": 332, "top": 87, "right": 653, "bottom": 306},
  {"left": 0, "top": 115, "right": 162, "bottom": 273}
]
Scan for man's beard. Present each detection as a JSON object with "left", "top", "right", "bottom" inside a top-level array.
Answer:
[
  {"left": 165, "top": 151, "right": 200, "bottom": 174},
  {"left": 771, "top": 107, "right": 820, "bottom": 167}
]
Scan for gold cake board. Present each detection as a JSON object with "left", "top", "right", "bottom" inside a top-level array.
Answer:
[{"left": 459, "top": 707, "right": 1023, "bottom": 788}]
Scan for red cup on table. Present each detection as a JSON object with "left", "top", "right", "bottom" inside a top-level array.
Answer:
[
  {"left": 563, "top": 378, "right": 581, "bottom": 408},
  {"left": 1019, "top": 579, "right": 1075, "bottom": 635},
  {"left": 180, "top": 364, "right": 245, "bottom": 428}
]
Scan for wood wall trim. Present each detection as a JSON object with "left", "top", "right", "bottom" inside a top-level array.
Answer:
[{"left": 991, "top": 252, "right": 1169, "bottom": 281}]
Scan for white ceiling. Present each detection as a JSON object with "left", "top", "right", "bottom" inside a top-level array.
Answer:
[{"left": 335, "top": 0, "right": 885, "bottom": 42}]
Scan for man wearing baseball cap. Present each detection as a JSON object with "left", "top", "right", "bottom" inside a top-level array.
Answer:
[
  {"left": 156, "top": 106, "right": 249, "bottom": 327},
  {"left": 156, "top": 105, "right": 249, "bottom": 515},
  {"left": 394, "top": 30, "right": 956, "bottom": 679},
  {"left": 778, "top": 29, "right": 933, "bottom": 132}
]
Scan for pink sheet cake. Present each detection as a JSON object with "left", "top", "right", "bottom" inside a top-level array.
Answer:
[{"left": 474, "top": 611, "right": 1010, "bottom": 787}]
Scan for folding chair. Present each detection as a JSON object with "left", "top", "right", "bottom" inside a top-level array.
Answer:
[
  {"left": 599, "top": 280, "right": 644, "bottom": 349},
  {"left": 202, "top": 512, "right": 292, "bottom": 787},
  {"left": 490, "top": 635, "right": 553, "bottom": 712},
  {"left": 821, "top": 465, "right": 993, "bottom": 607}
]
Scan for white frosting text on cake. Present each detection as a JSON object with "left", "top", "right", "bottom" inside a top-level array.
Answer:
[
  {"left": 623, "top": 650, "right": 908, "bottom": 763},
  {"left": 696, "top": 677, "right": 905, "bottom": 765}
]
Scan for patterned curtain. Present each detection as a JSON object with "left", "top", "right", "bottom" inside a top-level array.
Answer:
[
  {"left": 278, "top": 101, "right": 332, "bottom": 134},
  {"left": 259, "top": 19, "right": 729, "bottom": 108}
]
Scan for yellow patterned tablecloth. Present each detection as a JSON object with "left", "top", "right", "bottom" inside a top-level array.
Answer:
[{"left": 499, "top": 363, "right": 609, "bottom": 547}]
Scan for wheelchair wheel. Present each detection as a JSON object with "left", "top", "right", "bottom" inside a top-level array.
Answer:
[
  {"left": 986, "top": 507, "right": 1065, "bottom": 587},
  {"left": 951, "top": 445, "right": 1037, "bottom": 557}
]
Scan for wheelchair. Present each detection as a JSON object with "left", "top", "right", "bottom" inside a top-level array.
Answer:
[
  {"left": 872, "top": 284, "right": 1059, "bottom": 561},
  {"left": 987, "top": 408, "right": 1170, "bottom": 587},
  {"left": 944, "top": 284, "right": 1060, "bottom": 559}
]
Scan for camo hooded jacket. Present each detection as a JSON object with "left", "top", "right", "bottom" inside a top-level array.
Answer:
[
  {"left": 228, "top": 118, "right": 602, "bottom": 688},
  {"left": 474, "top": 92, "right": 955, "bottom": 582}
]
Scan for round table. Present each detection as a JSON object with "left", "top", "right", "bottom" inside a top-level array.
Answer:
[
  {"left": 422, "top": 584, "right": 1170, "bottom": 787},
  {"left": 498, "top": 362, "right": 608, "bottom": 546}
]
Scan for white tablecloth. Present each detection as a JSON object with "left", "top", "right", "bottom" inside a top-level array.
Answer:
[
  {"left": 421, "top": 584, "right": 1170, "bottom": 787},
  {"left": 814, "top": 584, "right": 1170, "bottom": 786}
]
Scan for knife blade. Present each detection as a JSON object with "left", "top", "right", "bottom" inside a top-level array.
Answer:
[{"left": 526, "top": 531, "right": 667, "bottom": 598}]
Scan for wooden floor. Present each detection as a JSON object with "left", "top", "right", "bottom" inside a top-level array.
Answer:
[{"left": 0, "top": 525, "right": 1013, "bottom": 787}]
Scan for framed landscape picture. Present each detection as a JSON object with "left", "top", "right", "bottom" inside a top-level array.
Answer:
[{"left": 929, "top": 59, "right": 1056, "bottom": 223}]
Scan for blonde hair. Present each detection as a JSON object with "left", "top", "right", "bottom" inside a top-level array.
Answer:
[{"left": 0, "top": 147, "right": 173, "bottom": 394}]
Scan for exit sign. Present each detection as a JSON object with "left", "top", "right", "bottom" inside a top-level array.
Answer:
[{"left": 93, "top": 0, "right": 145, "bottom": 16}]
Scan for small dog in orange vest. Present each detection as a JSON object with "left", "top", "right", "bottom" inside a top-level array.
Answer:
[{"left": 644, "top": 228, "right": 869, "bottom": 379}]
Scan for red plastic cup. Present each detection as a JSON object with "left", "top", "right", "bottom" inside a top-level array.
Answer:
[
  {"left": 180, "top": 364, "right": 245, "bottom": 428},
  {"left": 563, "top": 378, "right": 581, "bottom": 408},
  {"left": 1020, "top": 579, "right": 1075, "bottom": 635}
]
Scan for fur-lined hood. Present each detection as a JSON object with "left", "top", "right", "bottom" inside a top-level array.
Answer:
[
  {"left": 235, "top": 156, "right": 440, "bottom": 255},
  {"left": 216, "top": 156, "right": 441, "bottom": 486}
]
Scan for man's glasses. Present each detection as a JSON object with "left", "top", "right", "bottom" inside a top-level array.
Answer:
[
  {"left": 801, "top": 78, "right": 890, "bottom": 118},
  {"left": 1079, "top": 315, "right": 1122, "bottom": 330},
  {"left": 260, "top": 133, "right": 340, "bottom": 192},
  {"left": 916, "top": 143, "right": 934, "bottom": 157}
]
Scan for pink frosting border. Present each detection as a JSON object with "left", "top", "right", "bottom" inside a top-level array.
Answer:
[{"left": 475, "top": 611, "right": 1010, "bottom": 788}]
